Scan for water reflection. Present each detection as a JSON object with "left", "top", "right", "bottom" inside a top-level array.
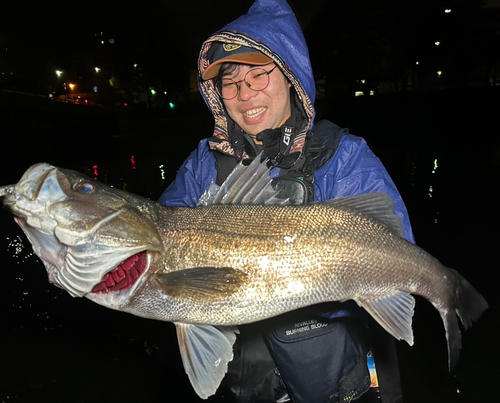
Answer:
[{"left": 6, "top": 235, "right": 35, "bottom": 264}]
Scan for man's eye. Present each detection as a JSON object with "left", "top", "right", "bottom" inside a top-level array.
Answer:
[{"left": 251, "top": 72, "right": 266, "bottom": 80}]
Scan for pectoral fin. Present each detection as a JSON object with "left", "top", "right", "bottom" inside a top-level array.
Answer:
[
  {"left": 357, "top": 291, "right": 415, "bottom": 346},
  {"left": 155, "top": 267, "right": 248, "bottom": 302},
  {"left": 175, "top": 323, "right": 239, "bottom": 399}
]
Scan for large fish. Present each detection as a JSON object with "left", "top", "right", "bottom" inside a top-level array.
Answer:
[{"left": 0, "top": 160, "right": 487, "bottom": 399}]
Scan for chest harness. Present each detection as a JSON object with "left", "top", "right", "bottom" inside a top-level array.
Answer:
[{"left": 213, "top": 111, "right": 348, "bottom": 203}]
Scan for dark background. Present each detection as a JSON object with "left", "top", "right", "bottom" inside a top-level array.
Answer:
[{"left": 1, "top": 1, "right": 499, "bottom": 402}]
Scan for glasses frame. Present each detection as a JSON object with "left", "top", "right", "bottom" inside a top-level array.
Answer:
[{"left": 215, "top": 65, "right": 278, "bottom": 100}]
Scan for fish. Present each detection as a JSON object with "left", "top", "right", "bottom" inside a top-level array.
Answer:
[{"left": 0, "top": 158, "right": 488, "bottom": 399}]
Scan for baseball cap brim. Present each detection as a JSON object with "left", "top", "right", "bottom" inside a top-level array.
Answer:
[{"left": 202, "top": 44, "right": 273, "bottom": 80}]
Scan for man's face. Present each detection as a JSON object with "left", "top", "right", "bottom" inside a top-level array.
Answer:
[{"left": 222, "top": 63, "right": 292, "bottom": 143}]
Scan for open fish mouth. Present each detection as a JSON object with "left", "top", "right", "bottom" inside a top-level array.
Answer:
[
  {"left": 91, "top": 251, "right": 148, "bottom": 293},
  {"left": 86, "top": 250, "right": 153, "bottom": 308}
]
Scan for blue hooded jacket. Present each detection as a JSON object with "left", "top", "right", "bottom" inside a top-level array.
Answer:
[{"left": 158, "top": 0, "right": 414, "bottom": 243}]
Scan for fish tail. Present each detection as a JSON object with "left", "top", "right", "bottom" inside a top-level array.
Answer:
[{"left": 441, "top": 268, "right": 488, "bottom": 371}]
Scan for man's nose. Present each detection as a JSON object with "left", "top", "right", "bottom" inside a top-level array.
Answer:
[{"left": 237, "top": 81, "right": 258, "bottom": 101}]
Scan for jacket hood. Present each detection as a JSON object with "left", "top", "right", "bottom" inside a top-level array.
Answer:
[{"left": 198, "top": 0, "right": 316, "bottom": 159}]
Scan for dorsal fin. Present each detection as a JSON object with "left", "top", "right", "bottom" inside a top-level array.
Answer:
[
  {"left": 197, "top": 154, "right": 289, "bottom": 206},
  {"left": 323, "top": 193, "right": 404, "bottom": 238}
]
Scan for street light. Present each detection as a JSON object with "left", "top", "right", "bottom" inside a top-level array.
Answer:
[{"left": 56, "top": 70, "right": 63, "bottom": 77}]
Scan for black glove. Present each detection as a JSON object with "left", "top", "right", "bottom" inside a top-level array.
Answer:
[{"left": 256, "top": 128, "right": 281, "bottom": 161}]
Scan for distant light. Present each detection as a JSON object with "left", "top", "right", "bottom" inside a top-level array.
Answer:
[
  {"left": 437, "top": 71, "right": 443, "bottom": 76},
  {"left": 432, "top": 159, "right": 438, "bottom": 174},
  {"left": 416, "top": 61, "right": 420, "bottom": 65},
  {"left": 169, "top": 102, "right": 175, "bottom": 109},
  {"left": 355, "top": 91, "right": 364, "bottom": 97},
  {"left": 55, "top": 70, "right": 63, "bottom": 77},
  {"left": 435, "top": 41, "right": 441, "bottom": 46},
  {"left": 150, "top": 89, "right": 156, "bottom": 95},
  {"left": 93, "top": 86, "right": 98, "bottom": 92},
  {"left": 94, "top": 67, "right": 100, "bottom": 73},
  {"left": 68, "top": 83, "right": 76, "bottom": 90},
  {"left": 444, "top": 9, "right": 452, "bottom": 13}
]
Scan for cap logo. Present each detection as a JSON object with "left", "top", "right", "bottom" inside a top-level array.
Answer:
[{"left": 223, "top": 44, "right": 242, "bottom": 52}]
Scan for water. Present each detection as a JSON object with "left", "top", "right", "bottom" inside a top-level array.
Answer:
[{"left": 1, "top": 88, "right": 499, "bottom": 402}]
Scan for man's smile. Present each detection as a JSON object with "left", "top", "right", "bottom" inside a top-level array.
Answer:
[{"left": 244, "top": 107, "right": 267, "bottom": 118}]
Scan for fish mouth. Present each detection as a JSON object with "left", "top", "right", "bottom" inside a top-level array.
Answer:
[{"left": 90, "top": 251, "right": 148, "bottom": 294}]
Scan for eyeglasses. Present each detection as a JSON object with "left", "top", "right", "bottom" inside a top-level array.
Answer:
[{"left": 215, "top": 65, "right": 278, "bottom": 100}]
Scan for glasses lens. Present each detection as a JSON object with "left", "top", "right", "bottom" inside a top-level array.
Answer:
[
  {"left": 216, "top": 79, "right": 238, "bottom": 100},
  {"left": 215, "top": 66, "right": 274, "bottom": 100},
  {"left": 245, "top": 68, "right": 269, "bottom": 91}
]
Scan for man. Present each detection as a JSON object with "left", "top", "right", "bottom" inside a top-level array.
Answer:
[{"left": 159, "top": 0, "right": 414, "bottom": 402}]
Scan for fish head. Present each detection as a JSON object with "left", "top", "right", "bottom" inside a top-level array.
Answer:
[{"left": 1, "top": 163, "right": 163, "bottom": 308}]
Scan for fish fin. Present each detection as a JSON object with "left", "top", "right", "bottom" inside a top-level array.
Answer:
[
  {"left": 439, "top": 268, "right": 488, "bottom": 371},
  {"left": 155, "top": 267, "right": 248, "bottom": 300},
  {"left": 357, "top": 291, "right": 415, "bottom": 345},
  {"left": 197, "top": 153, "right": 289, "bottom": 206},
  {"left": 324, "top": 193, "right": 404, "bottom": 238},
  {"left": 175, "top": 323, "right": 239, "bottom": 399}
]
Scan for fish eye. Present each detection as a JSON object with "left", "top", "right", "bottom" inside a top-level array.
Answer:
[{"left": 75, "top": 181, "right": 96, "bottom": 194}]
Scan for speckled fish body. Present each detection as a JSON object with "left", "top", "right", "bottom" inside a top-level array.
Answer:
[{"left": 0, "top": 161, "right": 488, "bottom": 399}]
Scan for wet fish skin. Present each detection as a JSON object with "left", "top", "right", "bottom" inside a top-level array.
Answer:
[{"left": 0, "top": 162, "right": 488, "bottom": 399}]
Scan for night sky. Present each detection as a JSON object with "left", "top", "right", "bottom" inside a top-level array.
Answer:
[
  {"left": 3, "top": 0, "right": 497, "bottom": 82},
  {"left": 0, "top": 0, "right": 267, "bottom": 77}
]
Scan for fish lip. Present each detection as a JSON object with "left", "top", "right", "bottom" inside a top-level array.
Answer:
[
  {"left": 86, "top": 250, "right": 152, "bottom": 307},
  {"left": 0, "top": 185, "right": 15, "bottom": 199}
]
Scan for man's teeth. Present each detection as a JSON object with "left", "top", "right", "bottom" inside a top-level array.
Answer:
[{"left": 245, "top": 107, "right": 266, "bottom": 118}]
